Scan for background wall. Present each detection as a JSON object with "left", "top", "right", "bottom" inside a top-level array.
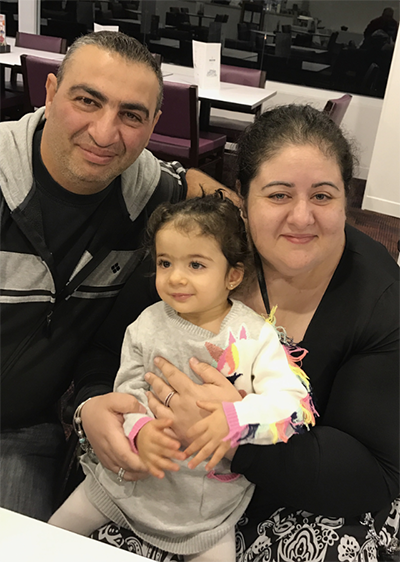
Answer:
[
  {"left": 362, "top": 31, "right": 400, "bottom": 218},
  {"left": 18, "top": 0, "right": 39, "bottom": 34},
  {"left": 260, "top": 83, "right": 383, "bottom": 180}
]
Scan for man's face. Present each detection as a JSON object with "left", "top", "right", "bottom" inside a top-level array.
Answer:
[{"left": 41, "top": 45, "right": 161, "bottom": 194}]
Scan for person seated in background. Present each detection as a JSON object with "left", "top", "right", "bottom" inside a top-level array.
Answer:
[{"left": 364, "top": 7, "right": 398, "bottom": 41}]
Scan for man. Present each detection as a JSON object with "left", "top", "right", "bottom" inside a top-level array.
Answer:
[
  {"left": 364, "top": 7, "right": 398, "bottom": 41},
  {"left": 0, "top": 31, "right": 225, "bottom": 521}
]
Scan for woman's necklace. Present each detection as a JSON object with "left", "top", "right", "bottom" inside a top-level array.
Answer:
[{"left": 254, "top": 251, "right": 271, "bottom": 315}]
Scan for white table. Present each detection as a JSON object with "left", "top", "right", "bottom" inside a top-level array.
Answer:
[
  {"left": 0, "top": 508, "right": 149, "bottom": 561},
  {"left": 161, "top": 63, "right": 276, "bottom": 129},
  {"left": 0, "top": 37, "right": 65, "bottom": 67}
]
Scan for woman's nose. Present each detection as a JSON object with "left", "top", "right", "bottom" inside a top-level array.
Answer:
[{"left": 288, "top": 199, "right": 315, "bottom": 228}]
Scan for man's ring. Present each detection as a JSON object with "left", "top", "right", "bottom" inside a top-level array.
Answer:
[
  {"left": 164, "top": 391, "right": 176, "bottom": 408},
  {"left": 117, "top": 467, "right": 125, "bottom": 483}
]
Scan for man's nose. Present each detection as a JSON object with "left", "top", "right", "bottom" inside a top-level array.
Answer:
[{"left": 88, "top": 109, "right": 120, "bottom": 148}]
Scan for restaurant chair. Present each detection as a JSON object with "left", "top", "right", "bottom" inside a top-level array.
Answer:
[
  {"left": 147, "top": 82, "right": 226, "bottom": 181},
  {"left": 215, "top": 14, "right": 229, "bottom": 23},
  {"left": 7, "top": 32, "right": 66, "bottom": 95},
  {"left": 151, "top": 52, "right": 162, "bottom": 66},
  {"left": 20, "top": 54, "right": 62, "bottom": 112},
  {"left": 360, "top": 63, "right": 380, "bottom": 96},
  {"left": 15, "top": 31, "right": 68, "bottom": 54},
  {"left": 323, "top": 93, "right": 352, "bottom": 126},
  {"left": 207, "top": 65, "right": 267, "bottom": 144},
  {"left": 0, "top": 90, "right": 26, "bottom": 121}
]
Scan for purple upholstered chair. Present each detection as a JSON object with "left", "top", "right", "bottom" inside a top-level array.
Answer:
[
  {"left": 323, "top": 94, "right": 352, "bottom": 126},
  {"left": 220, "top": 65, "right": 266, "bottom": 88},
  {"left": 147, "top": 82, "right": 227, "bottom": 181},
  {"left": 15, "top": 32, "right": 68, "bottom": 54},
  {"left": 8, "top": 33, "right": 66, "bottom": 95},
  {"left": 208, "top": 65, "right": 267, "bottom": 144},
  {"left": 20, "top": 54, "right": 62, "bottom": 111}
]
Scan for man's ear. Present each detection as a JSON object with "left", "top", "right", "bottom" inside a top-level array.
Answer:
[
  {"left": 44, "top": 73, "right": 58, "bottom": 118},
  {"left": 145, "top": 110, "right": 161, "bottom": 147},
  {"left": 226, "top": 264, "right": 244, "bottom": 291}
]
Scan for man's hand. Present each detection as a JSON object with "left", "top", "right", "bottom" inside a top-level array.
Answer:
[
  {"left": 136, "top": 419, "right": 186, "bottom": 479},
  {"left": 81, "top": 393, "right": 149, "bottom": 481},
  {"left": 184, "top": 401, "right": 231, "bottom": 471},
  {"left": 185, "top": 168, "right": 241, "bottom": 207},
  {"left": 146, "top": 356, "right": 242, "bottom": 446}
]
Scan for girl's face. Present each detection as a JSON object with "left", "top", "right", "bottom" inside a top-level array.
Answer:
[
  {"left": 155, "top": 224, "right": 243, "bottom": 327},
  {"left": 245, "top": 144, "right": 347, "bottom": 277}
]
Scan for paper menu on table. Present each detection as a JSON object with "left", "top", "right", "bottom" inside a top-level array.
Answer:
[
  {"left": 94, "top": 23, "right": 119, "bottom": 32},
  {"left": 0, "top": 14, "right": 6, "bottom": 45},
  {"left": 192, "top": 40, "right": 221, "bottom": 90}
]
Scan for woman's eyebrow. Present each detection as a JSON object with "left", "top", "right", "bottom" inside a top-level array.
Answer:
[
  {"left": 261, "top": 181, "right": 340, "bottom": 190},
  {"left": 311, "top": 182, "right": 340, "bottom": 191},
  {"left": 261, "top": 181, "right": 294, "bottom": 190}
]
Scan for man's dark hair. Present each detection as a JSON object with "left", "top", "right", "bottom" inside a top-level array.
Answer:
[{"left": 56, "top": 31, "right": 163, "bottom": 114}]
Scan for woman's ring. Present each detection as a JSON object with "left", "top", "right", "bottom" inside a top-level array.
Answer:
[
  {"left": 117, "top": 467, "right": 125, "bottom": 483},
  {"left": 164, "top": 391, "right": 176, "bottom": 408}
]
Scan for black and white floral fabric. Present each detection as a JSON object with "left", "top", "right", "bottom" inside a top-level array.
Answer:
[{"left": 90, "top": 498, "right": 400, "bottom": 562}]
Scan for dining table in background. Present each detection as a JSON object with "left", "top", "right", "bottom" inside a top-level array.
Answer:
[{"left": 161, "top": 62, "right": 276, "bottom": 130}]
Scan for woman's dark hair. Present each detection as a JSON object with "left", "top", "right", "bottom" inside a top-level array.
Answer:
[
  {"left": 146, "top": 192, "right": 250, "bottom": 273},
  {"left": 237, "top": 104, "right": 355, "bottom": 198}
]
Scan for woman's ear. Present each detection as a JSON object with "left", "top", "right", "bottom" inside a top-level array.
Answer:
[{"left": 226, "top": 264, "right": 244, "bottom": 291}]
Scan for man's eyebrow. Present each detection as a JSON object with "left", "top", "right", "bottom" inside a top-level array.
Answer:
[
  {"left": 120, "top": 102, "right": 149, "bottom": 120},
  {"left": 68, "top": 84, "right": 108, "bottom": 103},
  {"left": 68, "top": 85, "right": 150, "bottom": 119}
]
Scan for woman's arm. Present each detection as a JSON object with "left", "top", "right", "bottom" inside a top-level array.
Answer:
[{"left": 232, "top": 284, "right": 400, "bottom": 517}]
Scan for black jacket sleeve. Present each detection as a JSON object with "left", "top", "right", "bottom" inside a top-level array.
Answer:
[{"left": 72, "top": 164, "right": 187, "bottom": 408}]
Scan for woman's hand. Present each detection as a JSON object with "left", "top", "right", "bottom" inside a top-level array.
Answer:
[
  {"left": 146, "top": 356, "right": 243, "bottom": 445},
  {"left": 81, "top": 393, "right": 150, "bottom": 481},
  {"left": 184, "top": 401, "right": 231, "bottom": 471}
]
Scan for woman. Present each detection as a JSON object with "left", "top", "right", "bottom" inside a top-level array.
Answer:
[{"left": 86, "top": 105, "right": 399, "bottom": 561}]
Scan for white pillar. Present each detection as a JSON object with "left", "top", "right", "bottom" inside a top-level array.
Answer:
[
  {"left": 362, "top": 38, "right": 400, "bottom": 218},
  {"left": 18, "top": 0, "right": 40, "bottom": 34}
]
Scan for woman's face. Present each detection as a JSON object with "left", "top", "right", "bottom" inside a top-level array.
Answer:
[{"left": 245, "top": 144, "right": 347, "bottom": 277}]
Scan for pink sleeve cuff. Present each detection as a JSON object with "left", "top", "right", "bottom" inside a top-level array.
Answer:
[
  {"left": 222, "top": 402, "right": 248, "bottom": 448},
  {"left": 128, "top": 416, "right": 153, "bottom": 453}
]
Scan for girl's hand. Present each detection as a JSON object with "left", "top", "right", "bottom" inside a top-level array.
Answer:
[
  {"left": 184, "top": 401, "right": 231, "bottom": 471},
  {"left": 136, "top": 419, "right": 186, "bottom": 479},
  {"left": 146, "top": 356, "right": 243, "bottom": 445}
]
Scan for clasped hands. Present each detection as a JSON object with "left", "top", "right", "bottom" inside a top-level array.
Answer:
[
  {"left": 81, "top": 356, "right": 242, "bottom": 481},
  {"left": 136, "top": 400, "right": 231, "bottom": 479}
]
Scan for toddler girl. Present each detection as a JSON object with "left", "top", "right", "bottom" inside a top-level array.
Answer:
[{"left": 49, "top": 193, "right": 316, "bottom": 561}]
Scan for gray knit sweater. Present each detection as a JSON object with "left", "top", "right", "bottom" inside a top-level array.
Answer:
[{"left": 81, "top": 299, "right": 310, "bottom": 555}]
